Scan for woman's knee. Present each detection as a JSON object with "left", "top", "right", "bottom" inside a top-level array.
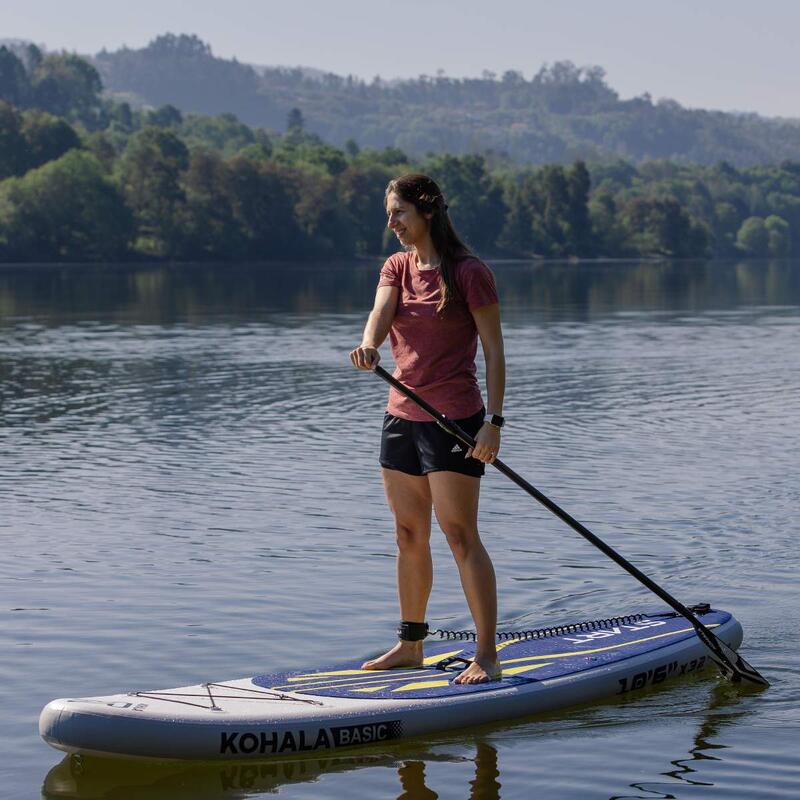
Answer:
[
  {"left": 439, "top": 521, "right": 480, "bottom": 559},
  {"left": 395, "top": 521, "right": 430, "bottom": 552}
]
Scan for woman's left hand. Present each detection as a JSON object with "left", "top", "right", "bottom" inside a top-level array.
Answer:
[{"left": 467, "top": 422, "right": 501, "bottom": 463}]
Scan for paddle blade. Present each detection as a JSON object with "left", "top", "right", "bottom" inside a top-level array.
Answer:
[{"left": 695, "top": 626, "right": 770, "bottom": 688}]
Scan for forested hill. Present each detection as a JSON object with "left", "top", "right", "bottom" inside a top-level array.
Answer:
[{"left": 92, "top": 33, "right": 800, "bottom": 167}]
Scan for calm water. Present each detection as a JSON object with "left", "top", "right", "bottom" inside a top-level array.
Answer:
[{"left": 1, "top": 259, "right": 798, "bottom": 799}]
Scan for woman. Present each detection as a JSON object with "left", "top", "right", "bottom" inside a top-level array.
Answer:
[{"left": 349, "top": 173, "right": 505, "bottom": 685}]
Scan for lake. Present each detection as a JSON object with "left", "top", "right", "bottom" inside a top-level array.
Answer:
[{"left": 1, "top": 259, "right": 798, "bottom": 799}]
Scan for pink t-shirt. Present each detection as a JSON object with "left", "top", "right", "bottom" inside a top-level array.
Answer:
[{"left": 377, "top": 250, "right": 499, "bottom": 421}]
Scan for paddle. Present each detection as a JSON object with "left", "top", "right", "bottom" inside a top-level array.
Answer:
[{"left": 372, "top": 365, "right": 769, "bottom": 688}]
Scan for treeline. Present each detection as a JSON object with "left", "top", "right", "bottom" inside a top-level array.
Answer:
[
  {"left": 89, "top": 34, "right": 800, "bottom": 167},
  {"left": 0, "top": 44, "right": 798, "bottom": 263}
]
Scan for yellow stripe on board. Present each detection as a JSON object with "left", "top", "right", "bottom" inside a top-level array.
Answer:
[
  {"left": 393, "top": 680, "right": 452, "bottom": 692},
  {"left": 423, "top": 649, "right": 464, "bottom": 665},
  {"left": 288, "top": 669, "right": 381, "bottom": 681},
  {"left": 501, "top": 662, "right": 553, "bottom": 677},
  {"left": 270, "top": 671, "right": 437, "bottom": 693}
]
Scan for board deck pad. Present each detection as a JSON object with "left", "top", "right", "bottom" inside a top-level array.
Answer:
[{"left": 253, "top": 610, "right": 729, "bottom": 700}]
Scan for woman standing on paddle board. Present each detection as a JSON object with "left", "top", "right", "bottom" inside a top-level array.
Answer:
[{"left": 350, "top": 173, "right": 505, "bottom": 685}]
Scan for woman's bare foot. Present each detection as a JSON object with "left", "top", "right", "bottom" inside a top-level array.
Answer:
[
  {"left": 361, "top": 640, "right": 424, "bottom": 670},
  {"left": 453, "top": 655, "right": 501, "bottom": 684}
]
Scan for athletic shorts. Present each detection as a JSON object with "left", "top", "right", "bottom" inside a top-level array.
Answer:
[{"left": 379, "top": 408, "right": 486, "bottom": 478}]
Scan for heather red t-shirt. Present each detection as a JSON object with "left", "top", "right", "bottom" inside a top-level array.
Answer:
[{"left": 377, "top": 250, "right": 499, "bottom": 421}]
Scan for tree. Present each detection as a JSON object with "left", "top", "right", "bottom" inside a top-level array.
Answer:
[
  {"left": 175, "top": 149, "right": 243, "bottom": 259},
  {"left": 422, "top": 154, "right": 507, "bottom": 253},
  {"left": 110, "top": 101, "right": 134, "bottom": 131},
  {"left": 147, "top": 104, "right": 183, "bottom": 128},
  {"left": 30, "top": 53, "right": 105, "bottom": 128},
  {"left": 736, "top": 216, "right": 768, "bottom": 256},
  {"left": 287, "top": 107, "right": 304, "bottom": 137},
  {"left": 0, "top": 150, "right": 132, "bottom": 261},
  {"left": 540, "top": 165, "right": 571, "bottom": 254},
  {"left": 117, "top": 126, "right": 189, "bottom": 256},
  {"left": 0, "top": 100, "right": 27, "bottom": 178},
  {"left": 292, "top": 171, "right": 355, "bottom": 257},
  {"left": 764, "top": 215, "right": 791, "bottom": 257},
  {"left": 344, "top": 138, "right": 360, "bottom": 158},
  {"left": 181, "top": 112, "right": 257, "bottom": 156},
  {"left": 337, "top": 164, "right": 394, "bottom": 255},
  {"left": 0, "top": 46, "right": 29, "bottom": 107},
  {"left": 623, "top": 197, "right": 708, "bottom": 257},
  {"left": 226, "top": 157, "right": 302, "bottom": 258},
  {"left": 21, "top": 110, "right": 82, "bottom": 170},
  {"left": 565, "top": 160, "right": 593, "bottom": 255},
  {"left": 712, "top": 201, "right": 741, "bottom": 255},
  {"left": 588, "top": 190, "right": 628, "bottom": 257}
]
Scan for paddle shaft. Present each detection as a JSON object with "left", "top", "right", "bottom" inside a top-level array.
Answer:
[{"left": 373, "top": 365, "right": 769, "bottom": 686}]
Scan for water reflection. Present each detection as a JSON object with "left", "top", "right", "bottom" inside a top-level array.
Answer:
[
  {"left": 609, "top": 683, "right": 750, "bottom": 799},
  {"left": 42, "top": 740, "right": 502, "bottom": 800},
  {"left": 1, "top": 260, "right": 798, "bottom": 326}
]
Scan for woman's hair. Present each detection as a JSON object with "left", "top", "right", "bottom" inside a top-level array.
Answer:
[{"left": 385, "top": 173, "right": 471, "bottom": 313}]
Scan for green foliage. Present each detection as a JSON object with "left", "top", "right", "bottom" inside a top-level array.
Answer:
[
  {"left": 273, "top": 133, "right": 348, "bottom": 176},
  {"left": 175, "top": 149, "right": 242, "bottom": 259},
  {"left": 338, "top": 163, "right": 395, "bottom": 255},
  {"left": 497, "top": 161, "right": 594, "bottom": 256},
  {"left": 95, "top": 34, "right": 261, "bottom": 123},
  {"left": 30, "top": 53, "right": 105, "bottom": 128},
  {"left": 117, "top": 126, "right": 190, "bottom": 256},
  {"left": 180, "top": 112, "right": 261, "bottom": 157},
  {"left": 224, "top": 157, "right": 302, "bottom": 257},
  {"left": 0, "top": 46, "right": 30, "bottom": 107},
  {"left": 21, "top": 110, "right": 82, "bottom": 170},
  {"left": 0, "top": 150, "right": 132, "bottom": 260},
  {"left": 0, "top": 100, "right": 26, "bottom": 178},
  {"left": 622, "top": 197, "right": 709, "bottom": 257},
  {"left": 736, "top": 217, "right": 769, "bottom": 256},
  {"left": 292, "top": 171, "right": 356, "bottom": 257},
  {"left": 1, "top": 49, "right": 799, "bottom": 265},
  {"left": 422, "top": 154, "right": 507, "bottom": 253},
  {"left": 95, "top": 37, "right": 800, "bottom": 167},
  {"left": 765, "top": 215, "right": 791, "bottom": 257},
  {"left": 147, "top": 104, "right": 183, "bottom": 129}
]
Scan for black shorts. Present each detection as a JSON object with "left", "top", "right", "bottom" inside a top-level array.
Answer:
[{"left": 379, "top": 408, "right": 486, "bottom": 478}]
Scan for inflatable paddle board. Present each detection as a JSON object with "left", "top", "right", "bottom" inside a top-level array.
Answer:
[{"left": 40, "top": 607, "right": 742, "bottom": 760}]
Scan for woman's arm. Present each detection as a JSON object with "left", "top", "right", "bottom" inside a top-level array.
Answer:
[
  {"left": 349, "top": 285, "right": 399, "bottom": 370},
  {"left": 473, "top": 302, "right": 505, "bottom": 416},
  {"left": 469, "top": 302, "right": 505, "bottom": 462}
]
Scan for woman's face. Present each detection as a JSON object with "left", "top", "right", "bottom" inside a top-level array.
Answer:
[{"left": 386, "top": 192, "right": 430, "bottom": 248}]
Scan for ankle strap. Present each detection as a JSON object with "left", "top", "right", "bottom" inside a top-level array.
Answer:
[{"left": 397, "top": 621, "right": 429, "bottom": 641}]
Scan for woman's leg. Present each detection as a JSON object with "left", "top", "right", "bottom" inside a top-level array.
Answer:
[
  {"left": 361, "top": 468, "right": 433, "bottom": 670},
  {"left": 428, "top": 471, "right": 499, "bottom": 684}
]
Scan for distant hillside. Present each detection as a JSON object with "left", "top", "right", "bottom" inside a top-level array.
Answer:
[{"left": 92, "top": 33, "right": 800, "bottom": 167}]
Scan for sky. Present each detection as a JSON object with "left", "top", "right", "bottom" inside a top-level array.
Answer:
[{"left": 2, "top": 0, "right": 798, "bottom": 118}]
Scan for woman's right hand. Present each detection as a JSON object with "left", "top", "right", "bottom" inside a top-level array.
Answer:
[{"left": 349, "top": 345, "right": 381, "bottom": 370}]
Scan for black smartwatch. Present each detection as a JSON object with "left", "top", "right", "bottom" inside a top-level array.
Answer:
[{"left": 486, "top": 414, "right": 505, "bottom": 429}]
